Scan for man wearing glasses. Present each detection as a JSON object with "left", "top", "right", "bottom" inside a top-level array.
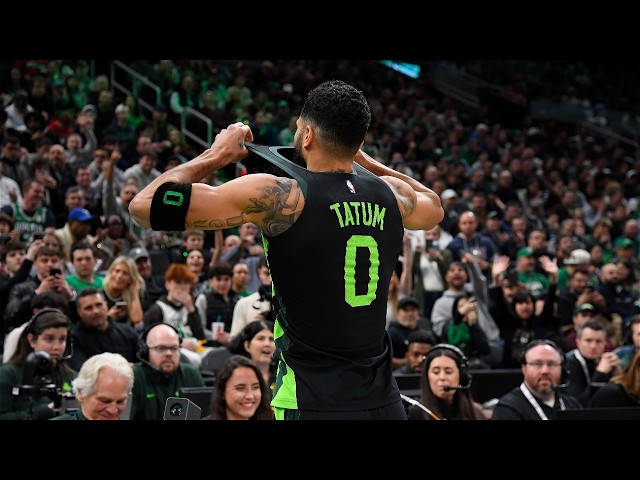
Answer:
[
  {"left": 129, "top": 323, "right": 205, "bottom": 420},
  {"left": 491, "top": 339, "right": 582, "bottom": 420}
]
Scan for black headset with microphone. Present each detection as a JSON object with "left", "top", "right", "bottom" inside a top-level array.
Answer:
[
  {"left": 25, "top": 308, "right": 73, "bottom": 361},
  {"left": 137, "top": 323, "right": 182, "bottom": 371},
  {"left": 424, "top": 343, "right": 472, "bottom": 391}
]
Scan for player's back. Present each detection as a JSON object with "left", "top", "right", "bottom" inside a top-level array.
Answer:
[{"left": 265, "top": 164, "right": 404, "bottom": 410}]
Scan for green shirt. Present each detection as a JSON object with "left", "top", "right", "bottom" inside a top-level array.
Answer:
[
  {"left": 517, "top": 270, "right": 550, "bottom": 299},
  {"left": 65, "top": 274, "right": 104, "bottom": 291},
  {"left": 130, "top": 362, "right": 205, "bottom": 420}
]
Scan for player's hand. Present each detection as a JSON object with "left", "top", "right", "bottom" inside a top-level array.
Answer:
[{"left": 208, "top": 122, "right": 254, "bottom": 165}]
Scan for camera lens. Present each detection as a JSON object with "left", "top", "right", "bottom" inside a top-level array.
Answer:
[{"left": 169, "top": 403, "right": 183, "bottom": 416}]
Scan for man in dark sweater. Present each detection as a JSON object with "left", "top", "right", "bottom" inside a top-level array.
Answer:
[{"left": 70, "top": 288, "right": 139, "bottom": 371}]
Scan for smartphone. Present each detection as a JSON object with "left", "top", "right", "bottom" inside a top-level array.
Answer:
[
  {"left": 115, "top": 301, "right": 128, "bottom": 309},
  {"left": 49, "top": 268, "right": 62, "bottom": 276},
  {"left": 33, "top": 233, "right": 44, "bottom": 241},
  {"left": 614, "top": 348, "right": 629, "bottom": 359}
]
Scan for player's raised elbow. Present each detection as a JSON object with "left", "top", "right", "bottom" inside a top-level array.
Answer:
[
  {"left": 128, "top": 194, "right": 150, "bottom": 228},
  {"left": 406, "top": 193, "right": 444, "bottom": 231}
]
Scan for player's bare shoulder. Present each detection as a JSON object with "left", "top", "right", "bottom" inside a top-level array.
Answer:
[{"left": 380, "top": 175, "right": 416, "bottom": 219}]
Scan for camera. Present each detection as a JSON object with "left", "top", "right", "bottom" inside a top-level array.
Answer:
[{"left": 163, "top": 397, "right": 201, "bottom": 420}]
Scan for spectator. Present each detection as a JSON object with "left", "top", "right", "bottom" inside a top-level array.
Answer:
[
  {"left": 387, "top": 297, "right": 433, "bottom": 369},
  {"left": 393, "top": 329, "right": 437, "bottom": 375},
  {"left": 69, "top": 288, "right": 139, "bottom": 372},
  {"left": 5, "top": 246, "right": 74, "bottom": 332},
  {"left": 0, "top": 308, "right": 75, "bottom": 420},
  {"left": 50, "top": 352, "right": 134, "bottom": 420},
  {"left": 589, "top": 348, "right": 640, "bottom": 408},
  {"left": 54, "top": 185, "right": 88, "bottom": 229},
  {"left": 92, "top": 213, "right": 141, "bottom": 270},
  {"left": 48, "top": 143, "right": 76, "bottom": 198},
  {"left": 616, "top": 315, "right": 640, "bottom": 370},
  {"left": 2, "top": 291, "right": 68, "bottom": 363},
  {"left": 563, "top": 302, "right": 616, "bottom": 353},
  {"left": 432, "top": 261, "right": 502, "bottom": 367},
  {"left": 208, "top": 355, "right": 273, "bottom": 420},
  {"left": 129, "top": 246, "right": 166, "bottom": 311},
  {"left": 1, "top": 178, "right": 56, "bottom": 244},
  {"left": 226, "top": 320, "right": 276, "bottom": 391},
  {"left": 565, "top": 321, "right": 622, "bottom": 406},
  {"left": 0, "top": 239, "right": 39, "bottom": 328},
  {"left": 446, "top": 210, "right": 497, "bottom": 280},
  {"left": 101, "top": 149, "right": 145, "bottom": 241},
  {"left": 0, "top": 135, "right": 29, "bottom": 187},
  {"left": 65, "top": 242, "right": 104, "bottom": 292},
  {"left": 411, "top": 225, "right": 453, "bottom": 319},
  {"left": 557, "top": 267, "right": 607, "bottom": 331},
  {"left": 195, "top": 262, "right": 239, "bottom": 346},
  {"left": 129, "top": 323, "right": 205, "bottom": 420},
  {"left": 406, "top": 344, "right": 487, "bottom": 420},
  {"left": 0, "top": 157, "right": 22, "bottom": 208},
  {"left": 54, "top": 207, "right": 95, "bottom": 262},
  {"left": 122, "top": 149, "right": 162, "bottom": 192},
  {"left": 186, "top": 248, "right": 209, "bottom": 297},
  {"left": 229, "top": 255, "right": 272, "bottom": 338},
  {"left": 491, "top": 340, "right": 582, "bottom": 420},
  {"left": 101, "top": 255, "right": 145, "bottom": 328},
  {"left": 557, "top": 248, "right": 594, "bottom": 289},
  {"left": 513, "top": 247, "right": 550, "bottom": 301},
  {"left": 142, "top": 263, "right": 207, "bottom": 367}
]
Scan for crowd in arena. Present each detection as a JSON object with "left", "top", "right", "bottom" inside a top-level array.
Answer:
[{"left": 0, "top": 59, "right": 639, "bottom": 420}]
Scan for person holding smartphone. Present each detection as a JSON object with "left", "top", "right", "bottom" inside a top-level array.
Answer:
[{"left": 5, "top": 245, "right": 76, "bottom": 330}]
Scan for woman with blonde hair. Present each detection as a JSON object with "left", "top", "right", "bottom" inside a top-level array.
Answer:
[{"left": 101, "top": 255, "right": 145, "bottom": 328}]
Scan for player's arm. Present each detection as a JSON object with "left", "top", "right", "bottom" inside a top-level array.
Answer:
[
  {"left": 354, "top": 149, "right": 444, "bottom": 231},
  {"left": 129, "top": 122, "right": 304, "bottom": 235}
]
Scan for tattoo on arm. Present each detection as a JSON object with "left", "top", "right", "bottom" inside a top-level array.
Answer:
[
  {"left": 392, "top": 183, "right": 415, "bottom": 218},
  {"left": 185, "top": 177, "right": 303, "bottom": 235}
]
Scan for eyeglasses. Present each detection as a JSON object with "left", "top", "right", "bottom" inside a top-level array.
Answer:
[
  {"left": 148, "top": 345, "right": 180, "bottom": 354},
  {"left": 525, "top": 361, "right": 562, "bottom": 370}
]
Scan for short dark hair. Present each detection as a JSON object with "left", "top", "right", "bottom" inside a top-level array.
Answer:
[
  {"left": 70, "top": 241, "right": 95, "bottom": 261},
  {"left": 577, "top": 320, "right": 606, "bottom": 338},
  {"left": 208, "top": 262, "right": 233, "bottom": 279},
  {"left": 76, "top": 287, "right": 103, "bottom": 302},
  {"left": 406, "top": 329, "right": 437, "bottom": 347},
  {"left": 300, "top": 80, "right": 370, "bottom": 157},
  {"left": 30, "top": 291, "right": 69, "bottom": 313}
]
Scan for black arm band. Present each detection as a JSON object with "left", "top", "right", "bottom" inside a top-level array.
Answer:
[{"left": 150, "top": 182, "right": 192, "bottom": 231}]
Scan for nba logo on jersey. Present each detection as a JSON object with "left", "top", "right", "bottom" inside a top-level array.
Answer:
[{"left": 346, "top": 180, "right": 356, "bottom": 194}]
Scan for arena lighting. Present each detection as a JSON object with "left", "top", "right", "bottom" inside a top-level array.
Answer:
[{"left": 380, "top": 60, "right": 421, "bottom": 79}]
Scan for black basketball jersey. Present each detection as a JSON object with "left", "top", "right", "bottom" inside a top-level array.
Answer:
[{"left": 262, "top": 155, "right": 404, "bottom": 411}]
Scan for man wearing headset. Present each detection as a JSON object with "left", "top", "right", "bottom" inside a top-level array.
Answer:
[
  {"left": 129, "top": 323, "right": 205, "bottom": 420},
  {"left": 491, "top": 340, "right": 582, "bottom": 420}
]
